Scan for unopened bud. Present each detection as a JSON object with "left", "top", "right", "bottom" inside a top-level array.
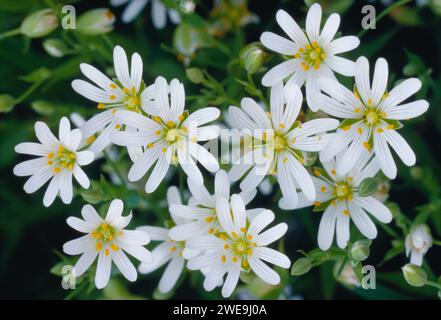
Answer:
[
  {"left": 240, "top": 42, "right": 269, "bottom": 74},
  {"left": 402, "top": 263, "right": 427, "bottom": 287},
  {"left": 43, "top": 39, "right": 69, "bottom": 58},
  {"left": 351, "top": 240, "right": 371, "bottom": 262},
  {"left": 77, "top": 9, "right": 115, "bottom": 36},
  {"left": 20, "top": 9, "right": 59, "bottom": 38}
]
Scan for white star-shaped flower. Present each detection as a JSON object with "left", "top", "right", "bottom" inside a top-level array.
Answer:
[
  {"left": 13, "top": 117, "right": 94, "bottom": 207},
  {"left": 227, "top": 83, "right": 339, "bottom": 209},
  {"left": 111, "top": 76, "right": 220, "bottom": 192},
  {"left": 137, "top": 186, "right": 198, "bottom": 294},
  {"left": 282, "top": 150, "right": 393, "bottom": 250},
  {"left": 72, "top": 45, "right": 154, "bottom": 159},
  {"left": 314, "top": 56, "right": 429, "bottom": 179},
  {"left": 168, "top": 170, "right": 258, "bottom": 241},
  {"left": 260, "top": 3, "right": 360, "bottom": 110},
  {"left": 110, "top": 0, "right": 180, "bottom": 27},
  {"left": 63, "top": 199, "right": 152, "bottom": 289},
  {"left": 186, "top": 194, "right": 290, "bottom": 298}
]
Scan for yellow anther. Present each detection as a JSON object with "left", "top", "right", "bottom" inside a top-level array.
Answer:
[
  {"left": 115, "top": 124, "right": 121, "bottom": 129},
  {"left": 386, "top": 124, "right": 394, "bottom": 130},
  {"left": 279, "top": 122, "right": 285, "bottom": 129},
  {"left": 123, "top": 88, "right": 130, "bottom": 94},
  {"left": 246, "top": 249, "right": 253, "bottom": 256},
  {"left": 320, "top": 186, "right": 327, "bottom": 192},
  {"left": 110, "top": 83, "right": 117, "bottom": 89},
  {"left": 96, "top": 243, "right": 102, "bottom": 251},
  {"left": 231, "top": 232, "right": 238, "bottom": 238},
  {"left": 153, "top": 116, "right": 162, "bottom": 123},
  {"left": 105, "top": 249, "right": 109, "bottom": 256},
  {"left": 205, "top": 216, "right": 214, "bottom": 223},
  {"left": 313, "top": 201, "right": 321, "bottom": 207},
  {"left": 97, "top": 103, "right": 105, "bottom": 109},
  {"left": 343, "top": 210, "right": 350, "bottom": 216},
  {"left": 342, "top": 125, "right": 352, "bottom": 131},
  {"left": 155, "top": 130, "right": 161, "bottom": 136},
  {"left": 312, "top": 41, "right": 318, "bottom": 48},
  {"left": 161, "top": 147, "right": 167, "bottom": 153},
  {"left": 331, "top": 200, "right": 337, "bottom": 206},
  {"left": 178, "top": 114, "right": 185, "bottom": 122},
  {"left": 166, "top": 121, "right": 175, "bottom": 128},
  {"left": 221, "top": 255, "right": 226, "bottom": 263},
  {"left": 294, "top": 53, "right": 301, "bottom": 58},
  {"left": 219, "top": 234, "right": 227, "bottom": 240},
  {"left": 47, "top": 160, "right": 53, "bottom": 166},
  {"left": 224, "top": 244, "right": 230, "bottom": 250},
  {"left": 246, "top": 234, "right": 253, "bottom": 240},
  {"left": 283, "top": 157, "right": 288, "bottom": 164},
  {"left": 53, "top": 167, "right": 60, "bottom": 173},
  {"left": 109, "top": 95, "right": 116, "bottom": 100},
  {"left": 377, "top": 128, "right": 384, "bottom": 133},
  {"left": 348, "top": 177, "right": 353, "bottom": 182},
  {"left": 357, "top": 127, "right": 363, "bottom": 135},
  {"left": 354, "top": 108, "right": 360, "bottom": 113},
  {"left": 367, "top": 98, "right": 373, "bottom": 106},
  {"left": 147, "top": 143, "right": 154, "bottom": 148},
  {"left": 242, "top": 260, "right": 249, "bottom": 268},
  {"left": 208, "top": 228, "right": 215, "bottom": 234},
  {"left": 86, "top": 136, "right": 96, "bottom": 145},
  {"left": 240, "top": 227, "right": 246, "bottom": 233},
  {"left": 170, "top": 246, "right": 177, "bottom": 252},
  {"left": 331, "top": 169, "right": 336, "bottom": 176},
  {"left": 232, "top": 256, "right": 238, "bottom": 263},
  {"left": 313, "top": 169, "right": 321, "bottom": 177},
  {"left": 111, "top": 244, "right": 119, "bottom": 251},
  {"left": 101, "top": 223, "right": 108, "bottom": 229},
  {"left": 47, "top": 152, "right": 54, "bottom": 159},
  {"left": 362, "top": 141, "right": 370, "bottom": 150}
]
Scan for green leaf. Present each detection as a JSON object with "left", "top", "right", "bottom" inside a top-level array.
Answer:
[
  {"left": 291, "top": 257, "right": 312, "bottom": 276},
  {"left": 358, "top": 177, "right": 378, "bottom": 197},
  {"left": 0, "top": 94, "right": 15, "bottom": 113}
]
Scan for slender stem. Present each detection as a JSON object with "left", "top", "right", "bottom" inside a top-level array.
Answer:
[
  {"left": 426, "top": 280, "right": 441, "bottom": 290},
  {"left": 432, "top": 239, "right": 441, "bottom": 246},
  {"left": 14, "top": 81, "right": 43, "bottom": 105},
  {"left": 0, "top": 28, "right": 21, "bottom": 41},
  {"left": 379, "top": 223, "right": 400, "bottom": 239},
  {"left": 357, "top": 0, "right": 412, "bottom": 38}
]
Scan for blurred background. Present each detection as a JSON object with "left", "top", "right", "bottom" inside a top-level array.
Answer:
[{"left": 0, "top": 0, "right": 440, "bottom": 299}]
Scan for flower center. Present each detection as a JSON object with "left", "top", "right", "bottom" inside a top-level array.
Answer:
[
  {"left": 364, "top": 109, "right": 381, "bottom": 126},
  {"left": 166, "top": 128, "right": 185, "bottom": 143},
  {"left": 273, "top": 134, "right": 287, "bottom": 151},
  {"left": 334, "top": 182, "right": 352, "bottom": 200},
  {"left": 294, "top": 41, "right": 326, "bottom": 71},
  {"left": 91, "top": 223, "right": 122, "bottom": 255},
  {"left": 218, "top": 230, "right": 256, "bottom": 270},
  {"left": 125, "top": 96, "right": 140, "bottom": 111},
  {"left": 48, "top": 145, "right": 76, "bottom": 173}
]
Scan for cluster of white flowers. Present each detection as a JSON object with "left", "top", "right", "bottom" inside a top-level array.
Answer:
[{"left": 12, "top": 3, "right": 430, "bottom": 297}]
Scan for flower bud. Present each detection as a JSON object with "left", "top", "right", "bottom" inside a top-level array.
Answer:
[
  {"left": 290, "top": 257, "right": 312, "bottom": 276},
  {"left": 240, "top": 42, "right": 270, "bottom": 74},
  {"left": 0, "top": 94, "right": 15, "bottom": 113},
  {"left": 42, "top": 39, "right": 69, "bottom": 58},
  {"left": 186, "top": 68, "right": 204, "bottom": 84},
  {"left": 20, "top": 9, "right": 59, "bottom": 38},
  {"left": 77, "top": 9, "right": 115, "bottom": 36},
  {"left": 402, "top": 263, "right": 427, "bottom": 287},
  {"left": 351, "top": 240, "right": 371, "bottom": 262},
  {"left": 405, "top": 224, "right": 432, "bottom": 266}
]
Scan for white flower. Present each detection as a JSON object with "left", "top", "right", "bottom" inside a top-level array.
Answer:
[
  {"left": 405, "top": 224, "right": 432, "bottom": 266},
  {"left": 227, "top": 83, "right": 339, "bottom": 209},
  {"left": 111, "top": 76, "right": 221, "bottom": 192},
  {"left": 260, "top": 3, "right": 360, "bottom": 110},
  {"left": 315, "top": 56, "right": 429, "bottom": 179},
  {"left": 282, "top": 150, "right": 393, "bottom": 250},
  {"left": 169, "top": 170, "right": 258, "bottom": 241},
  {"left": 13, "top": 117, "right": 94, "bottom": 207},
  {"left": 137, "top": 186, "right": 198, "bottom": 293},
  {"left": 72, "top": 45, "right": 154, "bottom": 159},
  {"left": 110, "top": 0, "right": 181, "bottom": 27},
  {"left": 63, "top": 199, "right": 152, "bottom": 289},
  {"left": 186, "top": 194, "right": 290, "bottom": 298}
]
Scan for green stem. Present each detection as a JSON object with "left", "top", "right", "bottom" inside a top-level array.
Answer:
[
  {"left": 14, "top": 81, "right": 43, "bottom": 105},
  {"left": 433, "top": 239, "right": 441, "bottom": 246},
  {"left": 357, "top": 0, "right": 412, "bottom": 38},
  {"left": 426, "top": 280, "right": 441, "bottom": 290},
  {"left": 0, "top": 28, "right": 21, "bottom": 41},
  {"left": 379, "top": 222, "right": 401, "bottom": 239}
]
